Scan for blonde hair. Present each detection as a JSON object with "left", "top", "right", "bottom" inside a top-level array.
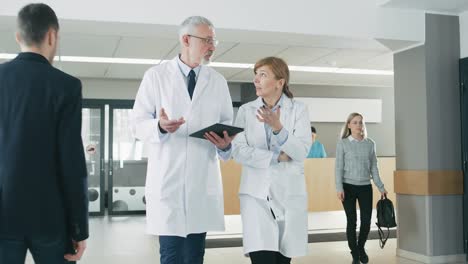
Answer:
[
  {"left": 340, "top": 112, "right": 367, "bottom": 139},
  {"left": 253, "top": 57, "right": 293, "bottom": 98}
]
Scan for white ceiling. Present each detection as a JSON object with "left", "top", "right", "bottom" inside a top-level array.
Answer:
[
  {"left": 378, "top": 0, "right": 468, "bottom": 14},
  {"left": 0, "top": 17, "right": 411, "bottom": 87}
]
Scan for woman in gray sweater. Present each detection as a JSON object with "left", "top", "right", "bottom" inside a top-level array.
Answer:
[{"left": 335, "top": 112, "right": 387, "bottom": 264}]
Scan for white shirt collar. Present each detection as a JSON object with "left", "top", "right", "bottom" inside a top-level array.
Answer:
[
  {"left": 176, "top": 54, "right": 201, "bottom": 78},
  {"left": 348, "top": 135, "right": 364, "bottom": 142}
]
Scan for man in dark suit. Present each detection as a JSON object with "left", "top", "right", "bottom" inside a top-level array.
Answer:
[{"left": 0, "top": 3, "right": 89, "bottom": 263}]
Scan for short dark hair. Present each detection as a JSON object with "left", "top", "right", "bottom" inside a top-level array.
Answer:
[
  {"left": 311, "top": 126, "right": 316, "bottom": 134},
  {"left": 17, "top": 3, "right": 59, "bottom": 46}
]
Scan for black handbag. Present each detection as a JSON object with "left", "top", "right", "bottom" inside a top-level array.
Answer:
[{"left": 375, "top": 194, "right": 397, "bottom": 248}]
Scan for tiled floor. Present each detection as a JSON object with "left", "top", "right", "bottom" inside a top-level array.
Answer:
[
  {"left": 24, "top": 214, "right": 466, "bottom": 264},
  {"left": 26, "top": 238, "right": 460, "bottom": 264}
]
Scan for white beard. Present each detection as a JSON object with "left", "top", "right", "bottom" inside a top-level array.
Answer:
[
  {"left": 201, "top": 56, "right": 211, "bottom": 65},
  {"left": 201, "top": 51, "right": 214, "bottom": 65}
]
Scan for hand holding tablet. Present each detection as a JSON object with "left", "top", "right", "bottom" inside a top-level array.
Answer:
[{"left": 189, "top": 123, "right": 243, "bottom": 139}]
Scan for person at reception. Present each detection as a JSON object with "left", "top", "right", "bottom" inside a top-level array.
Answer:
[
  {"left": 335, "top": 112, "right": 387, "bottom": 264},
  {"left": 306, "top": 126, "right": 327, "bottom": 158},
  {"left": 232, "top": 57, "right": 311, "bottom": 264},
  {"left": 131, "top": 16, "right": 234, "bottom": 264},
  {"left": 0, "top": 3, "right": 89, "bottom": 263}
]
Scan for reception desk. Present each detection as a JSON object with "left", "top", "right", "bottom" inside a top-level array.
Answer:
[{"left": 221, "top": 157, "right": 396, "bottom": 215}]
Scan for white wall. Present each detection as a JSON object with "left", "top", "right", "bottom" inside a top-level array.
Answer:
[
  {"left": 291, "top": 84, "right": 395, "bottom": 157},
  {"left": 460, "top": 10, "right": 468, "bottom": 58},
  {"left": 1, "top": 0, "right": 425, "bottom": 42},
  {"left": 81, "top": 79, "right": 139, "bottom": 100},
  {"left": 81, "top": 78, "right": 241, "bottom": 101}
]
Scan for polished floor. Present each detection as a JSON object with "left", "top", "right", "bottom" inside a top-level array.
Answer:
[{"left": 23, "top": 214, "right": 466, "bottom": 264}]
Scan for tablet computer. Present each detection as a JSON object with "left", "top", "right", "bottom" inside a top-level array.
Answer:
[{"left": 189, "top": 123, "right": 244, "bottom": 139}]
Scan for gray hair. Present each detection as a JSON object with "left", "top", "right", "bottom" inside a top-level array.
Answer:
[{"left": 178, "top": 16, "right": 214, "bottom": 41}]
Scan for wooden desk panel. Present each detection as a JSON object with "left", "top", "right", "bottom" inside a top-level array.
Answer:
[
  {"left": 221, "top": 158, "right": 396, "bottom": 215},
  {"left": 220, "top": 160, "right": 242, "bottom": 215},
  {"left": 304, "top": 158, "right": 396, "bottom": 212}
]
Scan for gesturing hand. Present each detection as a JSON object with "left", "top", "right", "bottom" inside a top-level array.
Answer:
[
  {"left": 278, "top": 151, "right": 291, "bottom": 162},
  {"left": 159, "top": 108, "right": 185, "bottom": 133},
  {"left": 204, "top": 131, "right": 236, "bottom": 150},
  {"left": 257, "top": 106, "right": 282, "bottom": 132}
]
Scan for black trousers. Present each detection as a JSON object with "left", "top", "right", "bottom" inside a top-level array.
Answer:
[
  {"left": 249, "top": 250, "right": 291, "bottom": 264},
  {"left": 0, "top": 234, "right": 74, "bottom": 264},
  {"left": 342, "top": 183, "right": 373, "bottom": 255}
]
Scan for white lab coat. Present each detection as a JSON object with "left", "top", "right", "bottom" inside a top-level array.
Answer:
[
  {"left": 132, "top": 57, "right": 233, "bottom": 237},
  {"left": 232, "top": 96, "right": 311, "bottom": 257}
]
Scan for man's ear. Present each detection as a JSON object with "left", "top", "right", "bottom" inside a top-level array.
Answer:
[
  {"left": 47, "top": 29, "right": 56, "bottom": 47},
  {"left": 181, "top": 34, "right": 190, "bottom": 47},
  {"left": 15, "top": 32, "right": 23, "bottom": 45}
]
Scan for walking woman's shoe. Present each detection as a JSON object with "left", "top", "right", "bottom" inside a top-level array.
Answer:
[{"left": 359, "top": 249, "right": 369, "bottom": 263}]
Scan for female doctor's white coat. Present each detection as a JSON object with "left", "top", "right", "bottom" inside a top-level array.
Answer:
[
  {"left": 232, "top": 96, "right": 311, "bottom": 257},
  {"left": 132, "top": 57, "right": 233, "bottom": 237}
]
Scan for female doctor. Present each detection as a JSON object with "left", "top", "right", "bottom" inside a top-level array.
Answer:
[{"left": 232, "top": 57, "right": 311, "bottom": 264}]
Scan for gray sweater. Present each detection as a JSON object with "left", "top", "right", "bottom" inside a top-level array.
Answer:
[{"left": 335, "top": 137, "right": 386, "bottom": 193}]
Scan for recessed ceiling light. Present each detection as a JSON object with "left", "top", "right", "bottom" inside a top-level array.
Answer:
[
  {"left": 58, "top": 56, "right": 161, "bottom": 64},
  {"left": 0, "top": 53, "right": 16, "bottom": 60},
  {"left": 0, "top": 53, "right": 393, "bottom": 75},
  {"left": 207, "top": 62, "right": 252, "bottom": 69}
]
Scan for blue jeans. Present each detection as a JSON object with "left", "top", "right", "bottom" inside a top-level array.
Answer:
[
  {"left": 0, "top": 235, "right": 74, "bottom": 264},
  {"left": 159, "top": 233, "right": 206, "bottom": 264}
]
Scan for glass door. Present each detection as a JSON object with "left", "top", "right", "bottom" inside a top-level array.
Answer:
[
  {"left": 82, "top": 102, "right": 105, "bottom": 216},
  {"left": 108, "top": 102, "right": 147, "bottom": 215}
]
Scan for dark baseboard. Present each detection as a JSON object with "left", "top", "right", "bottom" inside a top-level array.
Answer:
[{"left": 206, "top": 229, "right": 397, "bottom": 249}]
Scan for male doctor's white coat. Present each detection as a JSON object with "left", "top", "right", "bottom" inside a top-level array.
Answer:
[
  {"left": 132, "top": 57, "right": 233, "bottom": 237},
  {"left": 232, "top": 96, "right": 311, "bottom": 257}
]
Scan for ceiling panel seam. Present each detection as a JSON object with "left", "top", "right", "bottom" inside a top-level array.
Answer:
[
  {"left": 104, "top": 36, "right": 123, "bottom": 77},
  {"left": 160, "top": 41, "right": 179, "bottom": 62},
  {"left": 213, "top": 42, "right": 240, "bottom": 61}
]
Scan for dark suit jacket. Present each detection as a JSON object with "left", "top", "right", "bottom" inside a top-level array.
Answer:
[{"left": 0, "top": 52, "right": 89, "bottom": 242}]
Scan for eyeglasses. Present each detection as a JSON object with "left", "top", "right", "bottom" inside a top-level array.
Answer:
[{"left": 188, "top": 35, "right": 219, "bottom": 46}]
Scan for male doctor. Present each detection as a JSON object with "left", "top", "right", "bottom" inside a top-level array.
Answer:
[{"left": 132, "top": 16, "right": 234, "bottom": 264}]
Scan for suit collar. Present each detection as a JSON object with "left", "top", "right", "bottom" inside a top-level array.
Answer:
[{"left": 15, "top": 52, "right": 50, "bottom": 65}]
